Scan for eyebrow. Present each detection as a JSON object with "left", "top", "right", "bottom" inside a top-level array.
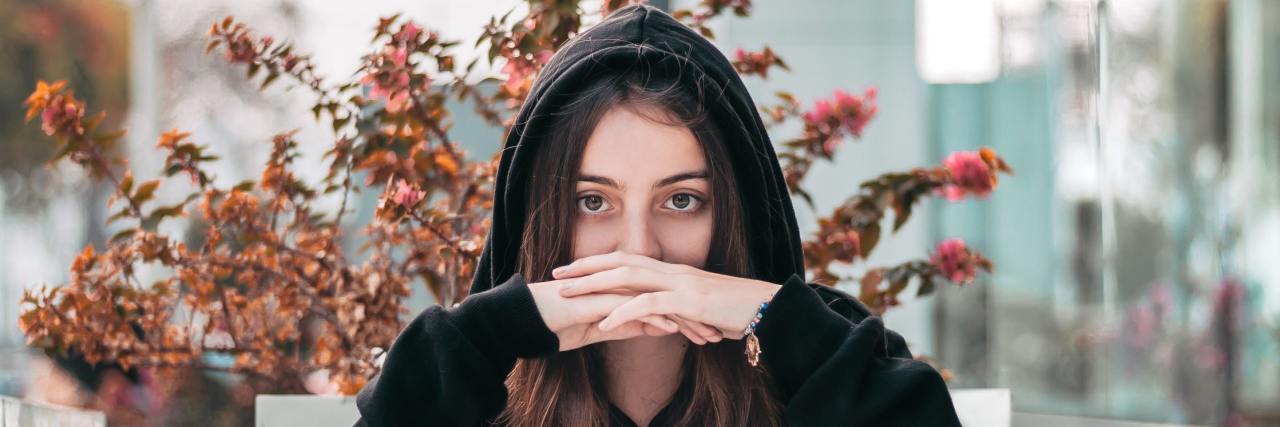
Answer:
[{"left": 577, "top": 170, "right": 708, "bottom": 190}]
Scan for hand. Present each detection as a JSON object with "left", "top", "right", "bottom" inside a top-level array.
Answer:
[
  {"left": 552, "top": 251, "right": 780, "bottom": 340},
  {"left": 527, "top": 277, "right": 686, "bottom": 352}
]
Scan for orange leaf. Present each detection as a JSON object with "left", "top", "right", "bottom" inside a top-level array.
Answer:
[{"left": 434, "top": 150, "right": 458, "bottom": 175}]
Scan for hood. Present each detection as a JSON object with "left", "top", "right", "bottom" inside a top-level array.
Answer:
[{"left": 469, "top": 3, "right": 803, "bottom": 293}]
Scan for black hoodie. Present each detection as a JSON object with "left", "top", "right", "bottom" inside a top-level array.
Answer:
[{"left": 354, "top": 4, "right": 961, "bottom": 426}]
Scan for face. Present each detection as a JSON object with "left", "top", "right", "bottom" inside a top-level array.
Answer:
[{"left": 572, "top": 105, "right": 714, "bottom": 268}]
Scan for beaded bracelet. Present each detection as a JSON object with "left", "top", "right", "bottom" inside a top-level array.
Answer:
[{"left": 742, "top": 301, "right": 770, "bottom": 366}]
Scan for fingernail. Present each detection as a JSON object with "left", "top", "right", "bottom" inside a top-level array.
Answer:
[
  {"left": 558, "top": 281, "right": 574, "bottom": 293},
  {"left": 552, "top": 266, "right": 566, "bottom": 277}
]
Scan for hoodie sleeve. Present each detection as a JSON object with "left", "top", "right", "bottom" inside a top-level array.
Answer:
[
  {"left": 353, "top": 273, "right": 558, "bottom": 427},
  {"left": 752, "top": 273, "right": 962, "bottom": 426}
]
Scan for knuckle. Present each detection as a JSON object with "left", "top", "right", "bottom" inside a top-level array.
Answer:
[
  {"left": 570, "top": 277, "right": 591, "bottom": 292},
  {"left": 618, "top": 265, "right": 639, "bottom": 281}
]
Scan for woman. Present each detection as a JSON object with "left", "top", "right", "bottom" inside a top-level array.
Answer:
[{"left": 355, "top": 4, "right": 961, "bottom": 426}]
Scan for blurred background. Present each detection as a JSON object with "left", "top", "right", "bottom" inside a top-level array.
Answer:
[{"left": 1, "top": 0, "right": 1276, "bottom": 425}]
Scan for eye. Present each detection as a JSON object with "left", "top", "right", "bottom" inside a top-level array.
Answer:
[
  {"left": 577, "top": 194, "right": 612, "bottom": 216},
  {"left": 664, "top": 192, "right": 704, "bottom": 214}
]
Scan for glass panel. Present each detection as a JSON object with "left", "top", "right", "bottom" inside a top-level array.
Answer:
[{"left": 931, "top": 0, "right": 1280, "bottom": 424}]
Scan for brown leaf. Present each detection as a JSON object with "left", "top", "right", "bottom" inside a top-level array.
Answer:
[
  {"left": 134, "top": 180, "right": 161, "bottom": 205},
  {"left": 858, "top": 222, "right": 881, "bottom": 258}
]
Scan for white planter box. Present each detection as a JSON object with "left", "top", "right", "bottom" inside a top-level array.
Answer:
[
  {"left": 254, "top": 388, "right": 1012, "bottom": 427},
  {"left": 0, "top": 396, "right": 105, "bottom": 427},
  {"left": 255, "top": 395, "right": 359, "bottom": 427},
  {"left": 952, "top": 388, "right": 1012, "bottom": 427}
]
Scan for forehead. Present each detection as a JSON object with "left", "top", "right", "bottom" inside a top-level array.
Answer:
[{"left": 579, "top": 106, "right": 705, "bottom": 180}]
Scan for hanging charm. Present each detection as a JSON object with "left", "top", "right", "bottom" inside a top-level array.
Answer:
[
  {"left": 742, "top": 300, "right": 770, "bottom": 366},
  {"left": 745, "top": 333, "right": 762, "bottom": 366}
]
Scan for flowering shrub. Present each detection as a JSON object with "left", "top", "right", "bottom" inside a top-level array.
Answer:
[{"left": 19, "top": 0, "right": 1010, "bottom": 396}]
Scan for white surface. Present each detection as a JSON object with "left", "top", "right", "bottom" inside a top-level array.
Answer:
[
  {"left": 255, "top": 395, "right": 359, "bottom": 427},
  {"left": 254, "top": 391, "right": 1207, "bottom": 427},
  {"left": 0, "top": 396, "right": 105, "bottom": 427},
  {"left": 952, "top": 388, "right": 1012, "bottom": 427},
  {"left": 915, "top": 0, "right": 1001, "bottom": 83},
  {"left": 1010, "top": 413, "right": 1206, "bottom": 427},
  {"left": 254, "top": 389, "right": 1012, "bottom": 426}
]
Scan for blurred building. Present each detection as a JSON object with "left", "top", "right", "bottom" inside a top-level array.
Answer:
[{"left": 925, "top": 0, "right": 1280, "bottom": 424}]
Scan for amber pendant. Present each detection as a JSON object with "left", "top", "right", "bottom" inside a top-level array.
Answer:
[{"left": 745, "top": 333, "right": 761, "bottom": 366}]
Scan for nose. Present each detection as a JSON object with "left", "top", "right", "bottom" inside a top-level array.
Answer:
[{"left": 616, "top": 208, "right": 662, "bottom": 260}]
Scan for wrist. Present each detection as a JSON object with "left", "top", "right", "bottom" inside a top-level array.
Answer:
[
  {"left": 451, "top": 273, "right": 559, "bottom": 360},
  {"left": 527, "top": 281, "right": 579, "bottom": 333},
  {"left": 743, "top": 279, "right": 780, "bottom": 325}
]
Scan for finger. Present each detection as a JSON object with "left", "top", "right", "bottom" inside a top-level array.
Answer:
[
  {"left": 670, "top": 317, "right": 709, "bottom": 345},
  {"left": 598, "top": 319, "right": 676, "bottom": 344},
  {"left": 638, "top": 315, "right": 679, "bottom": 334},
  {"left": 599, "top": 292, "right": 691, "bottom": 332},
  {"left": 562, "top": 293, "right": 632, "bottom": 325},
  {"left": 670, "top": 317, "right": 711, "bottom": 342},
  {"left": 679, "top": 325, "right": 708, "bottom": 345},
  {"left": 643, "top": 323, "right": 673, "bottom": 337},
  {"left": 672, "top": 315, "right": 722, "bottom": 343},
  {"left": 552, "top": 251, "right": 683, "bottom": 280},
  {"left": 584, "top": 321, "right": 649, "bottom": 347},
  {"left": 559, "top": 266, "right": 677, "bottom": 297}
]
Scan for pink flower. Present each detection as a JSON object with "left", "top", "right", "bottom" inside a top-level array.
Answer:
[
  {"left": 282, "top": 55, "right": 301, "bottom": 72},
  {"left": 534, "top": 50, "right": 553, "bottom": 64},
  {"left": 222, "top": 33, "right": 259, "bottom": 64},
  {"left": 357, "top": 44, "right": 422, "bottom": 114},
  {"left": 361, "top": 74, "right": 382, "bottom": 99},
  {"left": 394, "top": 23, "right": 422, "bottom": 43},
  {"left": 501, "top": 50, "right": 552, "bottom": 95},
  {"left": 930, "top": 238, "right": 977, "bottom": 284},
  {"left": 388, "top": 46, "right": 408, "bottom": 67},
  {"left": 802, "top": 87, "right": 878, "bottom": 139},
  {"left": 385, "top": 90, "right": 411, "bottom": 114},
  {"left": 939, "top": 151, "right": 993, "bottom": 201},
  {"left": 391, "top": 179, "right": 425, "bottom": 209},
  {"left": 833, "top": 89, "right": 858, "bottom": 109},
  {"left": 40, "top": 95, "right": 84, "bottom": 137},
  {"left": 502, "top": 58, "right": 534, "bottom": 93},
  {"left": 835, "top": 87, "right": 877, "bottom": 138},
  {"left": 821, "top": 137, "right": 840, "bottom": 156},
  {"left": 362, "top": 69, "right": 416, "bottom": 114},
  {"left": 804, "top": 99, "right": 831, "bottom": 126}
]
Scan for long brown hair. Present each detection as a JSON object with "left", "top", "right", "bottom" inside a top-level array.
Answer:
[{"left": 495, "top": 55, "right": 782, "bottom": 426}]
